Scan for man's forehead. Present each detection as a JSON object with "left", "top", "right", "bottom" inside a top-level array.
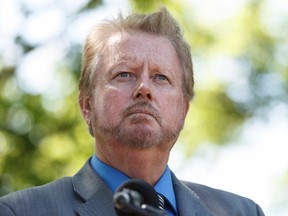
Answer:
[
  {"left": 102, "top": 31, "right": 182, "bottom": 78},
  {"left": 106, "top": 31, "right": 169, "bottom": 47}
]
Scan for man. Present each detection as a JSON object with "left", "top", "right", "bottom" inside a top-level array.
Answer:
[{"left": 0, "top": 8, "right": 264, "bottom": 216}]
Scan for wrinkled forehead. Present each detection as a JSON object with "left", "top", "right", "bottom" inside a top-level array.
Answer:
[
  {"left": 103, "top": 31, "right": 181, "bottom": 70},
  {"left": 106, "top": 31, "right": 173, "bottom": 50}
]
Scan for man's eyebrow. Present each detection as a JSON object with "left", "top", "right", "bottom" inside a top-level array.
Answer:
[
  {"left": 109, "top": 56, "right": 144, "bottom": 69},
  {"left": 107, "top": 60, "right": 137, "bottom": 75}
]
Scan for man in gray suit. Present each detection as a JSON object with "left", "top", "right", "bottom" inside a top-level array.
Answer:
[{"left": 0, "top": 8, "right": 264, "bottom": 216}]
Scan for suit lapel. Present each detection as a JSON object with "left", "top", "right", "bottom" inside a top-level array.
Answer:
[
  {"left": 172, "top": 173, "right": 212, "bottom": 216},
  {"left": 72, "top": 159, "right": 117, "bottom": 216},
  {"left": 75, "top": 186, "right": 116, "bottom": 216}
]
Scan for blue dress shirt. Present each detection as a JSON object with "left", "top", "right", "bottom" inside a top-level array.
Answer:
[{"left": 90, "top": 154, "right": 177, "bottom": 216}]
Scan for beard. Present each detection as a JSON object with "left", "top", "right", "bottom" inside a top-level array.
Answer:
[{"left": 91, "top": 101, "right": 184, "bottom": 149}]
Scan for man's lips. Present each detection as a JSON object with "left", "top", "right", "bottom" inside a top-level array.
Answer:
[
  {"left": 123, "top": 102, "right": 161, "bottom": 124},
  {"left": 127, "top": 109, "right": 155, "bottom": 117},
  {"left": 126, "top": 109, "right": 159, "bottom": 124}
]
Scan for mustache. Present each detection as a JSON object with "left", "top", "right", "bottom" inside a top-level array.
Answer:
[{"left": 122, "top": 101, "right": 161, "bottom": 123}]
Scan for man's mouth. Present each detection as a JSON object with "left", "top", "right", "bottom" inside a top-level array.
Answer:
[
  {"left": 128, "top": 109, "right": 155, "bottom": 117},
  {"left": 123, "top": 102, "right": 161, "bottom": 124}
]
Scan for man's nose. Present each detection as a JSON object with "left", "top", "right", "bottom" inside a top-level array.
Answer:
[{"left": 132, "top": 75, "right": 152, "bottom": 100}]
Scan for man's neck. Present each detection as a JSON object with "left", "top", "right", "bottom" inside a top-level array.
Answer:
[{"left": 95, "top": 141, "right": 172, "bottom": 185}]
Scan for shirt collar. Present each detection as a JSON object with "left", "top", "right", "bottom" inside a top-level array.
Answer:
[{"left": 90, "top": 154, "right": 177, "bottom": 213}]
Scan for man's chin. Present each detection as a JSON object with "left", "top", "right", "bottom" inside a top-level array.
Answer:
[
  {"left": 118, "top": 127, "right": 162, "bottom": 149},
  {"left": 126, "top": 114, "right": 159, "bottom": 126}
]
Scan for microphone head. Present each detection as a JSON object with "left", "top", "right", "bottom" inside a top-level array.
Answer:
[
  {"left": 113, "top": 179, "right": 159, "bottom": 215},
  {"left": 117, "top": 179, "right": 159, "bottom": 207}
]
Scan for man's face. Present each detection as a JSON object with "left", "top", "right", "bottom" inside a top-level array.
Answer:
[{"left": 85, "top": 31, "right": 189, "bottom": 149}]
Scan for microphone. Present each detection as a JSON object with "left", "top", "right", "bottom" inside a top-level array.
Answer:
[{"left": 113, "top": 179, "right": 167, "bottom": 216}]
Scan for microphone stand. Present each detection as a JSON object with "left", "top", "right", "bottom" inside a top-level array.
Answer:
[
  {"left": 141, "top": 204, "right": 168, "bottom": 216},
  {"left": 115, "top": 202, "right": 168, "bottom": 216},
  {"left": 114, "top": 179, "right": 168, "bottom": 216},
  {"left": 114, "top": 191, "right": 168, "bottom": 216}
]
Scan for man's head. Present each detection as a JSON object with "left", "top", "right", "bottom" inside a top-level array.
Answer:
[
  {"left": 79, "top": 8, "right": 193, "bottom": 149},
  {"left": 79, "top": 8, "right": 194, "bottom": 101}
]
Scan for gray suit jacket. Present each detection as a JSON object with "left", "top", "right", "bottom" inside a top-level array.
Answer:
[{"left": 0, "top": 160, "right": 264, "bottom": 216}]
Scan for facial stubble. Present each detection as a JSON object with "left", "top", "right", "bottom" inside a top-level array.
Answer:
[{"left": 91, "top": 101, "right": 184, "bottom": 149}]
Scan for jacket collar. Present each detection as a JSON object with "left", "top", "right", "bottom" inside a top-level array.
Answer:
[
  {"left": 171, "top": 172, "right": 212, "bottom": 216},
  {"left": 72, "top": 159, "right": 117, "bottom": 216},
  {"left": 72, "top": 159, "right": 212, "bottom": 216}
]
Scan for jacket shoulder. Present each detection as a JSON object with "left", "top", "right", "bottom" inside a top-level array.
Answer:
[
  {"left": 182, "top": 181, "right": 265, "bottom": 216},
  {"left": 0, "top": 177, "right": 77, "bottom": 216}
]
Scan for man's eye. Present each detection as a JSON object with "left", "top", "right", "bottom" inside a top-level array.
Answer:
[
  {"left": 155, "top": 74, "right": 168, "bottom": 81},
  {"left": 118, "top": 72, "right": 130, "bottom": 78}
]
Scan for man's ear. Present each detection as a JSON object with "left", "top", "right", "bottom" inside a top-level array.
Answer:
[{"left": 78, "top": 91, "right": 91, "bottom": 126}]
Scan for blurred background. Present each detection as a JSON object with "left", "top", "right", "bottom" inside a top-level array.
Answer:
[{"left": 0, "top": 0, "right": 287, "bottom": 215}]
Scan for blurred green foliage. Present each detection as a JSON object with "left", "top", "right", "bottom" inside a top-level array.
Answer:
[{"left": 1, "top": 0, "right": 287, "bottom": 195}]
